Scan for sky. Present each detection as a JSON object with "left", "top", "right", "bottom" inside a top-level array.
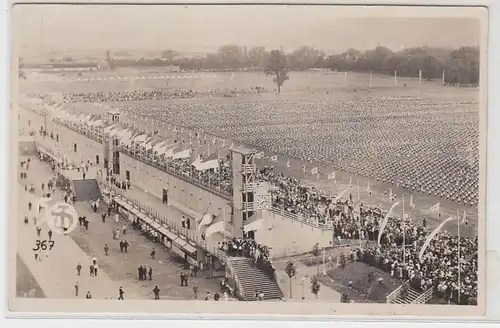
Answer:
[{"left": 12, "top": 5, "right": 482, "bottom": 56}]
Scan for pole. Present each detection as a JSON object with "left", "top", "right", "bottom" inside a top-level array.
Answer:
[
  {"left": 322, "top": 248, "right": 326, "bottom": 275},
  {"left": 394, "top": 69, "right": 397, "bottom": 85},
  {"left": 457, "top": 208, "right": 461, "bottom": 304},
  {"left": 369, "top": 70, "right": 372, "bottom": 89},
  {"left": 442, "top": 69, "right": 445, "bottom": 85},
  {"left": 357, "top": 181, "right": 361, "bottom": 249},
  {"left": 402, "top": 194, "right": 406, "bottom": 265},
  {"left": 419, "top": 69, "right": 422, "bottom": 84}
]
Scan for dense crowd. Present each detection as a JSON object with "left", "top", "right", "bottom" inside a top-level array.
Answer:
[
  {"left": 61, "top": 87, "right": 266, "bottom": 103},
  {"left": 218, "top": 237, "right": 276, "bottom": 279},
  {"left": 357, "top": 233, "right": 478, "bottom": 305},
  {"left": 119, "top": 137, "right": 233, "bottom": 197},
  {"left": 38, "top": 92, "right": 479, "bottom": 304}
]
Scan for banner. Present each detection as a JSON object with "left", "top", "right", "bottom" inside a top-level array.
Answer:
[
  {"left": 377, "top": 202, "right": 400, "bottom": 246},
  {"left": 418, "top": 216, "right": 455, "bottom": 261}
]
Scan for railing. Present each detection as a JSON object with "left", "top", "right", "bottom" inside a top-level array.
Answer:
[
  {"left": 120, "top": 147, "right": 233, "bottom": 200},
  {"left": 386, "top": 281, "right": 407, "bottom": 303},
  {"left": 55, "top": 119, "right": 105, "bottom": 144},
  {"left": 224, "top": 259, "right": 246, "bottom": 300},
  {"left": 412, "top": 287, "right": 434, "bottom": 304}
]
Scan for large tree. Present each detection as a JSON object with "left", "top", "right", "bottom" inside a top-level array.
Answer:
[{"left": 265, "top": 49, "right": 289, "bottom": 94}]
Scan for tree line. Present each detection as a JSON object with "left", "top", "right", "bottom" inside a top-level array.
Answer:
[{"left": 107, "top": 44, "right": 479, "bottom": 85}]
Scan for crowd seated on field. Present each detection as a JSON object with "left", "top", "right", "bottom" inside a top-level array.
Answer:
[
  {"left": 218, "top": 238, "right": 276, "bottom": 279},
  {"left": 60, "top": 87, "right": 266, "bottom": 103},
  {"left": 116, "top": 95, "right": 478, "bottom": 208}
]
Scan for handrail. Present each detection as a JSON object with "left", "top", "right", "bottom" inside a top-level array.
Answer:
[
  {"left": 412, "top": 287, "right": 434, "bottom": 304},
  {"left": 269, "top": 208, "right": 333, "bottom": 231},
  {"left": 120, "top": 148, "right": 233, "bottom": 200}
]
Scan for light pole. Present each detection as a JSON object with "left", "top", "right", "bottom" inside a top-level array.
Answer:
[{"left": 301, "top": 277, "right": 306, "bottom": 300}]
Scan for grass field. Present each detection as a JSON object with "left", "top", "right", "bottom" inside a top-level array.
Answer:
[
  {"left": 318, "top": 261, "right": 402, "bottom": 303},
  {"left": 16, "top": 254, "right": 46, "bottom": 298}
]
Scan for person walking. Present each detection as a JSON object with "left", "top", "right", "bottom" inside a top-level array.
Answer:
[{"left": 74, "top": 282, "right": 79, "bottom": 297}]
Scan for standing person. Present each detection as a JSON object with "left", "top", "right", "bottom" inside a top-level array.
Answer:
[
  {"left": 123, "top": 240, "right": 129, "bottom": 253},
  {"left": 74, "top": 282, "right": 79, "bottom": 297},
  {"left": 104, "top": 244, "right": 109, "bottom": 256},
  {"left": 28, "top": 201, "right": 32, "bottom": 211},
  {"left": 115, "top": 213, "right": 119, "bottom": 224},
  {"left": 153, "top": 286, "right": 160, "bottom": 300},
  {"left": 122, "top": 224, "right": 127, "bottom": 236},
  {"left": 86, "top": 291, "right": 92, "bottom": 299},
  {"left": 118, "top": 286, "right": 124, "bottom": 300},
  {"left": 92, "top": 255, "right": 97, "bottom": 266},
  {"left": 48, "top": 229, "right": 53, "bottom": 241},
  {"left": 89, "top": 264, "right": 94, "bottom": 277},
  {"left": 181, "top": 216, "right": 186, "bottom": 228},
  {"left": 138, "top": 266, "right": 143, "bottom": 280},
  {"left": 94, "top": 264, "right": 98, "bottom": 277},
  {"left": 84, "top": 218, "right": 89, "bottom": 230},
  {"left": 148, "top": 267, "right": 153, "bottom": 281},
  {"left": 186, "top": 218, "right": 191, "bottom": 230},
  {"left": 119, "top": 240, "right": 124, "bottom": 253},
  {"left": 101, "top": 212, "right": 106, "bottom": 223},
  {"left": 150, "top": 248, "right": 155, "bottom": 260},
  {"left": 76, "top": 263, "right": 82, "bottom": 276}
]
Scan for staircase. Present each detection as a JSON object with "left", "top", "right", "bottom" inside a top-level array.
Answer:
[
  {"left": 228, "top": 257, "right": 283, "bottom": 301},
  {"left": 72, "top": 179, "right": 103, "bottom": 202}
]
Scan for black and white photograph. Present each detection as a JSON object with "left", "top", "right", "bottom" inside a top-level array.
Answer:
[{"left": 9, "top": 4, "right": 487, "bottom": 316}]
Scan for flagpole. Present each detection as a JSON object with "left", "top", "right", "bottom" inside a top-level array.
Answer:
[
  {"left": 402, "top": 194, "right": 406, "bottom": 265},
  {"left": 457, "top": 208, "right": 461, "bottom": 304}
]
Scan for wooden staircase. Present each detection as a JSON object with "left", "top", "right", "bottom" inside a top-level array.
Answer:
[
  {"left": 389, "top": 287, "right": 422, "bottom": 304},
  {"left": 228, "top": 257, "right": 283, "bottom": 301}
]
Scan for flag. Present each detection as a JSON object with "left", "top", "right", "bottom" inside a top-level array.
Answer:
[
  {"left": 311, "top": 167, "right": 318, "bottom": 175},
  {"left": 409, "top": 195, "right": 416, "bottom": 209},
  {"left": 328, "top": 172, "right": 336, "bottom": 180},
  {"left": 270, "top": 155, "right": 278, "bottom": 162},
  {"left": 286, "top": 159, "right": 291, "bottom": 169},
  {"left": 377, "top": 202, "right": 400, "bottom": 246},
  {"left": 429, "top": 202, "right": 440, "bottom": 213},
  {"left": 461, "top": 210, "right": 467, "bottom": 224}
]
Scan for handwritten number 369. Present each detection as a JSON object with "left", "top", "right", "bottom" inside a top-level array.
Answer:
[{"left": 33, "top": 240, "right": 55, "bottom": 251}]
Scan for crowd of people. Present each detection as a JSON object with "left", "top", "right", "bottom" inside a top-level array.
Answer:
[
  {"left": 218, "top": 237, "right": 276, "bottom": 279},
  {"left": 115, "top": 95, "right": 479, "bottom": 207},
  {"left": 31, "top": 90, "right": 479, "bottom": 304}
]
